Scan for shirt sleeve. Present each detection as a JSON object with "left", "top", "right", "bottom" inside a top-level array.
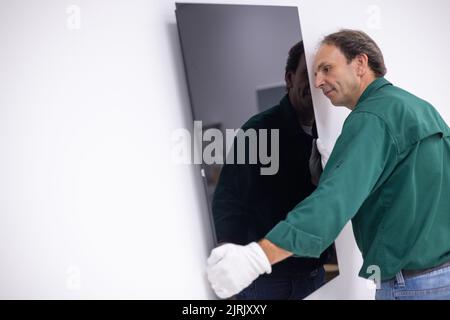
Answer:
[{"left": 265, "top": 112, "right": 398, "bottom": 257}]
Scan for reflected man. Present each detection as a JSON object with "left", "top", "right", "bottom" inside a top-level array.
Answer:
[{"left": 211, "top": 41, "right": 335, "bottom": 300}]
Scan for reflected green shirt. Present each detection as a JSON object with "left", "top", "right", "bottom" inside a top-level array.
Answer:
[{"left": 266, "top": 77, "right": 450, "bottom": 280}]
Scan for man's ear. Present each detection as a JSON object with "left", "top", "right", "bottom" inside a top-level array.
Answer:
[
  {"left": 355, "top": 53, "right": 369, "bottom": 76},
  {"left": 285, "top": 71, "right": 293, "bottom": 90}
]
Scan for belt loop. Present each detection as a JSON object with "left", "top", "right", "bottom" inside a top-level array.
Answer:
[{"left": 395, "top": 271, "right": 406, "bottom": 287}]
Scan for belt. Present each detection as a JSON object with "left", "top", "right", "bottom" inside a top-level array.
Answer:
[{"left": 402, "top": 260, "right": 450, "bottom": 278}]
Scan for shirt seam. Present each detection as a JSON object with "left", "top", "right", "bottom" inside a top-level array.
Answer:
[{"left": 347, "top": 110, "right": 400, "bottom": 155}]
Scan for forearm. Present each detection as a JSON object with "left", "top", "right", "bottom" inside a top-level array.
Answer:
[{"left": 257, "top": 238, "right": 293, "bottom": 265}]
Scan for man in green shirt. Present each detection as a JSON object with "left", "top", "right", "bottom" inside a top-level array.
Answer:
[{"left": 206, "top": 29, "right": 450, "bottom": 300}]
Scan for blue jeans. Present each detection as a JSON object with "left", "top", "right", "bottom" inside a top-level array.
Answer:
[
  {"left": 375, "top": 264, "right": 450, "bottom": 300},
  {"left": 235, "top": 266, "right": 325, "bottom": 300}
]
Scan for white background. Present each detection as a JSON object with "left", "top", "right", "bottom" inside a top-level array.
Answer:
[{"left": 0, "top": 0, "right": 449, "bottom": 299}]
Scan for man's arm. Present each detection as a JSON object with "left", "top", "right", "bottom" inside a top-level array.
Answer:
[
  {"left": 207, "top": 112, "right": 398, "bottom": 298},
  {"left": 257, "top": 238, "right": 292, "bottom": 264},
  {"left": 265, "top": 113, "right": 397, "bottom": 257}
]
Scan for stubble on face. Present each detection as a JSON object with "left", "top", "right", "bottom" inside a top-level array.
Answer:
[{"left": 313, "top": 44, "right": 360, "bottom": 108}]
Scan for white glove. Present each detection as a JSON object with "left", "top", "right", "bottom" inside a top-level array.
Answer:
[
  {"left": 316, "top": 138, "right": 331, "bottom": 169},
  {"left": 206, "top": 242, "right": 272, "bottom": 299}
]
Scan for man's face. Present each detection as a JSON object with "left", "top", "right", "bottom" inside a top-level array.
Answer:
[
  {"left": 313, "top": 44, "right": 360, "bottom": 108},
  {"left": 285, "top": 54, "right": 314, "bottom": 121}
]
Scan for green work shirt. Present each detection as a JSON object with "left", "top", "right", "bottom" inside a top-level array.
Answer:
[{"left": 266, "top": 77, "right": 450, "bottom": 280}]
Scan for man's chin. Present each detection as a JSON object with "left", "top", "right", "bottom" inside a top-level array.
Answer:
[{"left": 328, "top": 99, "right": 347, "bottom": 107}]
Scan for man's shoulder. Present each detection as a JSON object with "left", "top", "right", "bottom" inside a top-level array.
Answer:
[
  {"left": 360, "top": 83, "right": 431, "bottom": 111},
  {"left": 353, "top": 84, "right": 448, "bottom": 153},
  {"left": 242, "top": 104, "right": 284, "bottom": 130},
  {"left": 353, "top": 83, "right": 435, "bottom": 126}
]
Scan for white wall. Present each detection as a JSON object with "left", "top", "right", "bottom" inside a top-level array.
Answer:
[
  {"left": 0, "top": 0, "right": 214, "bottom": 299},
  {"left": 0, "top": 0, "right": 449, "bottom": 299}
]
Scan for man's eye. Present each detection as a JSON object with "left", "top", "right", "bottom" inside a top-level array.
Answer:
[{"left": 323, "top": 66, "right": 330, "bottom": 73}]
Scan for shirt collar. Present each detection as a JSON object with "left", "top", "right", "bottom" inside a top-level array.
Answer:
[{"left": 355, "top": 77, "right": 392, "bottom": 107}]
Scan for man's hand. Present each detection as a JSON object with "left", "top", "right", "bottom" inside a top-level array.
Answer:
[
  {"left": 316, "top": 138, "right": 331, "bottom": 169},
  {"left": 206, "top": 242, "right": 271, "bottom": 299}
]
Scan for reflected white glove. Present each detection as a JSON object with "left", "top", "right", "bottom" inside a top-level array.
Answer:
[
  {"left": 206, "top": 242, "right": 271, "bottom": 299},
  {"left": 316, "top": 138, "right": 331, "bottom": 169}
]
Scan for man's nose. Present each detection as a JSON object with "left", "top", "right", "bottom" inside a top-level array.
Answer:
[{"left": 314, "top": 74, "right": 324, "bottom": 89}]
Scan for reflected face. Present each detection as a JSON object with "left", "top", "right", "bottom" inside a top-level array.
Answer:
[
  {"left": 313, "top": 44, "right": 360, "bottom": 108},
  {"left": 285, "top": 54, "right": 314, "bottom": 123}
]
